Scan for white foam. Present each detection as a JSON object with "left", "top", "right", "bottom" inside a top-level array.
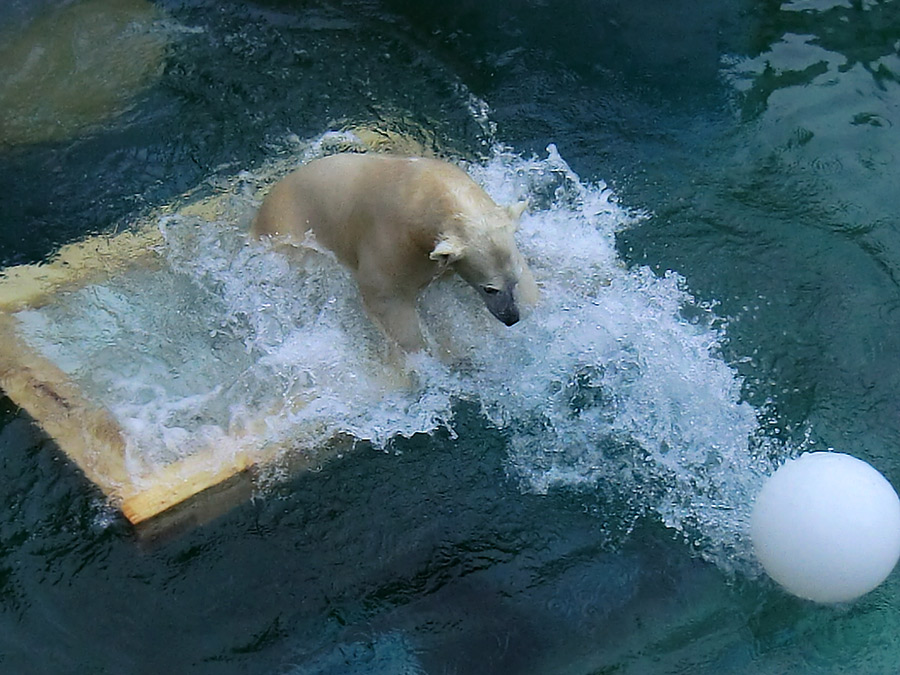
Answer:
[
  {"left": 18, "top": 139, "right": 777, "bottom": 571},
  {"left": 443, "top": 147, "right": 773, "bottom": 569}
]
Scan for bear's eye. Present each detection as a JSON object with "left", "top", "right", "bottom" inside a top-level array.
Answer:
[{"left": 482, "top": 286, "right": 501, "bottom": 295}]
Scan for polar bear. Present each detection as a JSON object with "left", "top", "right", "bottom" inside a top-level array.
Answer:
[{"left": 252, "top": 153, "right": 538, "bottom": 353}]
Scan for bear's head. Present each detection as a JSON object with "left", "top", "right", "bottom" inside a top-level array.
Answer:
[{"left": 429, "top": 201, "right": 538, "bottom": 326}]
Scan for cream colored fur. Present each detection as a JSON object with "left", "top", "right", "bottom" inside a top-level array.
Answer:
[{"left": 252, "top": 153, "right": 537, "bottom": 353}]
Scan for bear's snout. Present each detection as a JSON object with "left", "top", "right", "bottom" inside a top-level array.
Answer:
[
  {"left": 497, "top": 309, "right": 520, "bottom": 326},
  {"left": 482, "top": 287, "right": 520, "bottom": 326}
]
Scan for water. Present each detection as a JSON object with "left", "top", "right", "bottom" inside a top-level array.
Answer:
[{"left": 1, "top": 0, "right": 899, "bottom": 673}]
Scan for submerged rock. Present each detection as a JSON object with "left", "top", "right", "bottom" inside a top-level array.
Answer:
[{"left": 0, "top": 0, "right": 169, "bottom": 146}]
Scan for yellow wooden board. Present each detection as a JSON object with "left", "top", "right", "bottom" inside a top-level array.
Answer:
[
  {"left": 0, "top": 193, "right": 301, "bottom": 535},
  {"left": 0, "top": 220, "right": 326, "bottom": 532},
  {"left": 0, "top": 222, "right": 247, "bottom": 529}
]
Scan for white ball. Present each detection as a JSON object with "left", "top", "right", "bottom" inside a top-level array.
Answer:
[{"left": 751, "top": 452, "right": 900, "bottom": 603}]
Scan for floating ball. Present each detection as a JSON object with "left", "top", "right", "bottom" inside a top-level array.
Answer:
[{"left": 751, "top": 452, "right": 900, "bottom": 603}]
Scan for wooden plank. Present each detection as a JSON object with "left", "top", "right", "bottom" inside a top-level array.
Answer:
[
  {"left": 0, "top": 310, "right": 276, "bottom": 528},
  {"left": 0, "top": 313, "right": 131, "bottom": 498},
  {"left": 0, "top": 222, "right": 339, "bottom": 530},
  {"left": 0, "top": 221, "right": 268, "bottom": 528},
  {"left": 121, "top": 448, "right": 255, "bottom": 524},
  {"left": 131, "top": 466, "right": 256, "bottom": 544},
  {"left": 0, "top": 226, "right": 163, "bottom": 312}
]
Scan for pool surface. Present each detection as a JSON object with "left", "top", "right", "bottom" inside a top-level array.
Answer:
[{"left": 1, "top": 1, "right": 900, "bottom": 673}]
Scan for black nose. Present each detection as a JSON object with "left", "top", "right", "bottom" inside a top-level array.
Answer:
[
  {"left": 499, "top": 309, "right": 520, "bottom": 326},
  {"left": 490, "top": 305, "right": 519, "bottom": 326},
  {"left": 482, "top": 286, "right": 520, "bottom": 326}
]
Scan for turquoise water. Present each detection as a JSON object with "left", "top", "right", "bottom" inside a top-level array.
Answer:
[{"left": 2, "top": 0, "right": 900, "bottom": 673}]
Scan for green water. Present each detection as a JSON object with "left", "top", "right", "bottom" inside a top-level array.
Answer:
[{"left": 2, "top": 0, "right": 900, "bottom": 673}]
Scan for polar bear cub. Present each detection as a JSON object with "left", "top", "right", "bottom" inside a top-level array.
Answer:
[{"left": 251, "top": 153, "right": 538, "bottom": 353}]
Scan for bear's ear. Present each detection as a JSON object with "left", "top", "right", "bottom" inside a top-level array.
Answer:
[
  {"left": 429, "top": 235, "right": 466, "bottom": 266},
  {"left": 505, "top": 201, "right": 528, "bottom": 223}
]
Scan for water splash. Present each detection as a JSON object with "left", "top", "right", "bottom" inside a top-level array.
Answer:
[{"left": 445, "top": 146, "right": 776, "bottom": 570}]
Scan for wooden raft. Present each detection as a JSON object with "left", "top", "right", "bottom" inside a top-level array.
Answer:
[{"left": 0, "top": 218, "right": 330, "bottom": 537}]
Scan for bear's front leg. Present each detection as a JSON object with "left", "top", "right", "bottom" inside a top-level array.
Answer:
[{"left": 357, "top": 282, "right": 427, "bottom": 354}]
